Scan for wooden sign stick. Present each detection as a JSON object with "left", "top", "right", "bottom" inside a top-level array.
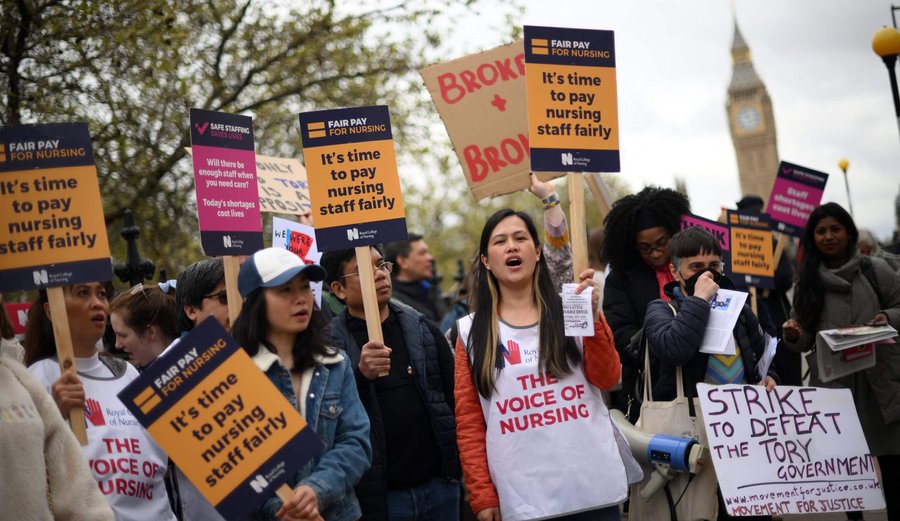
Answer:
[
  {"left": 585, "top": 173, "right": 612, "bottom": 219},
  {"left": 772, "top": 232, "right": 788, "bottom": 268},
  {"left": 47, "top": 286, "right": 88, "bottom": 445},
  {"left": 567, "top": 173, "right": 589, "bottom": 281},
  {"left": 354, "top": 246, "right": 387, "bottom": 376},
  {"left": 748, "top": 286, "right": 759, "bottom": 317},
  {"left": 223, "top": 256, "right": 244, "bottom": 324}
]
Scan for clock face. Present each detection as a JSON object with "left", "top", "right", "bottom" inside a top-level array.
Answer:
[{"left": 736, "top": 106, "right": 762, "bottom": 131}]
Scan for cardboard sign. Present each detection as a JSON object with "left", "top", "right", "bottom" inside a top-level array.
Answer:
[
  {"left": 256, "top": 154, "right": 311, "bottom": 215},
  {"left": 420, "top": 40, "right": 563, "bottom": 200},
  {"left": 681, "top": 213, "right": 733, "bottom": 282},
  {"left": 0, "top": 123, "right": 112, "bottom": 291},
  {"left": 118, "top": 318, "right": 322, "bottom": 521},
  {"left": 727, "top": 211, "right": 775, "bottom": 289},
  {"left": 298, "top": 105, "right": 407, "bottom": 251},
  {"left": 765, "top": 161, "right": 829, "bottom": 237},
  {"left": 697, "top": 384, "right": 885, "bottom": 516},
  {"left": 190, "top": 108, "right": 264, "bottom": 255},
  {"left": 272, "top": 217, "right": 323, "bottom": 308},
  {"left": 524, "top": 26, "right": 620, "bottom": 173}
]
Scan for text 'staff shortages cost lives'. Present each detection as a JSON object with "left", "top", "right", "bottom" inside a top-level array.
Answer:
[
  {"left": 0, "top": 122, "right": 112, "bottom": 292},
  {"left": 299, "top": 105, "right": 407, "bottom": 251},
  {"left": 118, "top": 318, "right": 322, "bottom": 521},
  {"left": 765, "top": 161, "right": 828, "bottom": 237},
  {"left": 524, "top": 26, "right": 620, "bottom": 173}
]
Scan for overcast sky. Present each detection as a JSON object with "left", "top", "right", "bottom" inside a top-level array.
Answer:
[{"left": 449, "top": 0, "right": 900, "bottom": 240}]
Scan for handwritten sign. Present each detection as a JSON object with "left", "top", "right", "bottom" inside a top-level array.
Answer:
[
  {"left": 524, "top": 26, "right": 620, "bottom": 172},
  {"left": 190, "top": 108, "right": 263, "bottom": 256},
  {"left": 272, "top": 217, "right": 322, "bottom": 308},
  {"left": 0, "top": 123, "right": 112, "bottom": 291},
  {"left": 765, "top": 161, "right": 828, "bottom": 237},
  {"left": 118, "top": 318, "right": 322, "bottom": 520},
  {"left": 256, "top": 154, "right": 310, "bottom": 215},
  {"left": 727, "top": 211, "right": 774, "bottom": 289},
  {"left": 298, "top": 105, "right": 407, "bottom": 251},
  {"left": 697, "top": 384, "right": 885, "bottom": 516},
  {"left": 421, "top": 41, "right": 563, "bottom": 200}
]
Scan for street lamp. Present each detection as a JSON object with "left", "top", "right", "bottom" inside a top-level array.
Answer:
[
  {"left": 838, "top": 158, "right": 854, "bottom": 217},
  {"left": 872, "top": 9, "right": 900, "bottom": 144}
]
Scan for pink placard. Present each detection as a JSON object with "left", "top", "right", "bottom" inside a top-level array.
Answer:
[{"left": 192, "top": 145, "right": 261, "bottom": 232}]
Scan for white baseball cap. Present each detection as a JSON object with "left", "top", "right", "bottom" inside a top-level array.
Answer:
[{"left": 238, "top": 248, "right": 326, "bottom": 298}]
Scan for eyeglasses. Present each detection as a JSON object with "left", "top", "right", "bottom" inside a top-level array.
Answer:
[
  {"left": 203, "top": 291, "right": 228, "bottom": 306},
  {"left": 341, "top": 261, "right": 393, "bottom": 279},
  {"left": 636, "top": 236, "right": 669, "bottom": 256}
]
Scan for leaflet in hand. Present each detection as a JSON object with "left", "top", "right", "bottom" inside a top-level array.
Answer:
[
  {"left": 561, "top": 283, "right": 593, "bottom": 337},
  {"left": 817, "top": 325, "right": 897, "bottom": 351},
  {"left": 699, "top": 289, "right": 748, "bottom": 354}
]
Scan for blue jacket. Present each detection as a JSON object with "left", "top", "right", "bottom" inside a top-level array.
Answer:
[
  {"left": 251, "top": 347, "right": 372, "bottom": 521},
  {"left": 329, "top": 302, "right": 460, "bottom": 521},
  {"left": 644, "top": 282, "right": 772, "bottom": 401}
]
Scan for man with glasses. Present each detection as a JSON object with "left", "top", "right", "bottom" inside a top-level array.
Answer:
[{"left": 320, "top": 246, "right": 461, "bottom": 521}]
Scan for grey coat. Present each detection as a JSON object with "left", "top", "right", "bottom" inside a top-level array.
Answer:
[{"left": 785, "top": 253, "right": 900, "bottom": 455}]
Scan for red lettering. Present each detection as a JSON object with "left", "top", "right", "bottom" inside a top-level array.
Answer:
[
  {"left": 437, "top": 73, "right": 465, "bottom": 104},
  {"left": 435, "top": 53, "right": 525, "bottom": 105},
  {"left": 459, "top": 70, "right": 480, "bottom": 94},
  {"left": 477, "top": 63, "right": 498, "bottom": 86},
  {"left": 463, "top": 134, "right": 531, "bottom": 183}
]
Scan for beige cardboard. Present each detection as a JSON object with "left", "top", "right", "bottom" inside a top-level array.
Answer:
[{"left": 421, "top": 40, "right": 562, "bottom": 201}]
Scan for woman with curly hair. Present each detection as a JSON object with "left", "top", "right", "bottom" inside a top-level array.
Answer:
[{"left": 599, "top": 187, "right": 690, "bottom": 421}]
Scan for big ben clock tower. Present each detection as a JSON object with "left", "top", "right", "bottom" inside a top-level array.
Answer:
[{"left": 727, "top": 21, "right": 779, "bottom": 202}]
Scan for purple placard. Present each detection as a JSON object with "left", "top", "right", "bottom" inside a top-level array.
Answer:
[
  {"left": 680, "top": 213, "right": 732, "bottom": 282},
  {"left": 190, "top": 109, "right": 263, "bottom": 255},
  {"left": 765, "top": 161, "right": 828, "bottom": 237}
]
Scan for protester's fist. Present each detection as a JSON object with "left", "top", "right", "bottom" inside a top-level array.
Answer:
[
  {"left": 359, "top": 340, "right": 391, "bottom": 380},
  {"left": 276, "top": 485, "right": 318, "bottom": 521},
  {"left": 576, "top": 268, "right": 600, "bottom": 317},
  {"left": 782, "top": 319, "right": 802, "bottom": 342},
  {"left": 476, "top": 507, "right": 502, "bottom": 521},
  {"left": 51, "top": 371, "right": 85, "bottom": 417},
  {"left": 693, "top": 271, "right": 719, "bottom": 301}
]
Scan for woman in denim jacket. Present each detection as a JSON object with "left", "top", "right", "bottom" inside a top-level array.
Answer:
[{"left": 233, "top": 248, "right": 372, "bottom": 521}]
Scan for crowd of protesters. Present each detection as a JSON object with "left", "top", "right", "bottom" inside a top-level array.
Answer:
[{"left": 2, "top": 183, "right": 900, "bottom": 521}]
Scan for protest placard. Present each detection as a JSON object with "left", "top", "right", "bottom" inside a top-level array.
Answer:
[
  {"left": 4, "top": 301, "right": 29, "bottom": 335},
  {"left": 298, "top": 105, "right": 407, "bottom": 251},
  {"left": 420, "top": 40, "right": 563, "bottom": 200},
  {"left": 256, "top": 154, "right": 311, "bottom": 216},
  {"left": 681, "top": 213, "right": 733, "bottom": 282},
  {"left": 697, "top": 383, "right": 885, "bottom": 516},
  {"left": 524, "top": 26, "right": 620, "bottom": 173},
  {"left": 272, "top": 217, "right": 323, "bottom": 308},
  {"left": 190, "top": 108, "right": 264, "bottom": 256},
  {"left": 727, "top": 211, "right": 775, "bottom": 289},
  {"left": 765, "top": 161, "right": 828, "bottom": 237},
  {"left": 0, "top": 123, "right": 112, "bottom": 291},
  {"left": 118, "top": 318, "right": 322, "bottom": 521}
]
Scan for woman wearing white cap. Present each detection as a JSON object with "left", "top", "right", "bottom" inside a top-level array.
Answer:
[{"left": 233, "top": 247, "right": 372, "bottom": 521}]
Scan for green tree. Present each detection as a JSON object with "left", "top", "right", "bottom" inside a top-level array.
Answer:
[{"left": 2, "top": 0, "right": 514, "bottom": 284}]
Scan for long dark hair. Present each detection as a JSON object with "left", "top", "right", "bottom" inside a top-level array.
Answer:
[
  {"left": 24, "top": 290, "right": 54, "bottom": 366},
  {"left": 231, "top": 284, "right": 332, "bottom": 372},
  {"left": 467, "top": 209, "right": 580, "bottom": 398},
  {"left": 793, "top": 203, "right": 859, "bottom": 331}
]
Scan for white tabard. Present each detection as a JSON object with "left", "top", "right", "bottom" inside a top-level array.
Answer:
[
  {"left": 458, "top": 316, "right": 629, "bottom": 520},
  {"left": 29, "top": 355, "right": 176, "bottom": 521}
]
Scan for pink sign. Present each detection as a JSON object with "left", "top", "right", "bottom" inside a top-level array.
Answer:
[{"left": 766, "top": 161, "right": 828, "bottom": 237}]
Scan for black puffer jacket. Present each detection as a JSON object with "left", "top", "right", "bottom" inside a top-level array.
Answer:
[
  {"left": 329, "top": 302, "right": 460, "bottom": 521},
  {"left": 603, "top": 264, "right": 664, "bottom": 416},
  {"left": 644, "top": 282, "right": 772, "bottom": 401}
]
